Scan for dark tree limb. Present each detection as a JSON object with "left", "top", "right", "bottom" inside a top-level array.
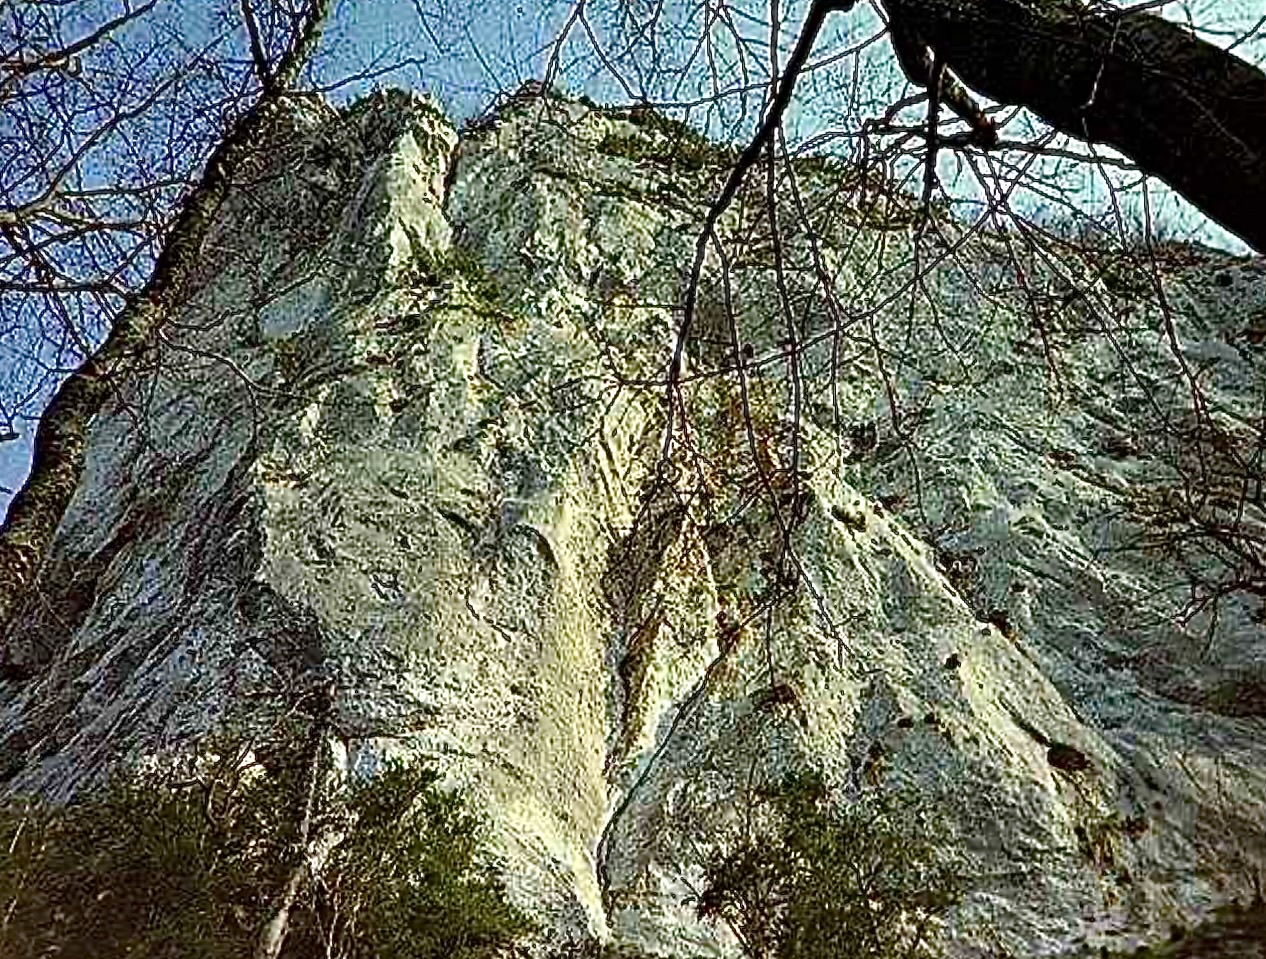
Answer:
[
  {"left": 880, "top": 0, "right": 1266, "bottom": 251},
  {"left": 888, "top": 16, "right": 998, "bottom": 148},
  {"left": 663, "top": 0, "right": 856, "bottom": 460},
  {"left": 0, "top": 0, "right": 334, "bottom": 640},
  {"left": 239, "top": 0, "right": 275, "bottom": 91}
]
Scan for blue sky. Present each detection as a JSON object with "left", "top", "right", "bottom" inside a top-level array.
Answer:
[
  {"left": 313, "top": 0, "right": 567, "bottom": 115},
  {"left": 2, "top": 0, "right": 1264, "bottom": 519}
]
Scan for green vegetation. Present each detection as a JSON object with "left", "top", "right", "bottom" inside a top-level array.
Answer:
[
  {"left": 0, "top": 745, "right": 528, "bottom": 959},
  {"left": 596, "top": 104, "right": 739, "bottom": 172},
  {"left": 441, "top": 243, "right": 504, "bottom": 307},
  {"left": 619, "top": 104, "right": 712, "bottom": 147},
  {"left": 0, "top": 768, "right": 283, "bottom": 958},
  {"left": 595, "top": 130, "right": 731, "bottom": 172},
  {"left": 324, "top": 762, "right": 528, "bottom": 958},
  {"left": 696, "top": 772, "right": 961, "bottom": 959}
]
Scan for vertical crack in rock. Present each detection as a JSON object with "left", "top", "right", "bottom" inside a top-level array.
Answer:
[
  {"left": 595, "top": 610, "right": 739, "bottom": 912},
  {"left": 600, "top": 479, "right": 688, "bottom": 773}
]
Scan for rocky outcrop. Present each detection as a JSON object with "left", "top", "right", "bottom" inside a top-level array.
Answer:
[{"left": 1, "top": 87, "right": 1263, "bottom": 957}]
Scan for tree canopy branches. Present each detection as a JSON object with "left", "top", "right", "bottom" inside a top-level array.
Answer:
[
  {"left": 0, "top": 0, "right": 335, "bottom": 636},
  {"left": 2, "top": 0, "right": 1264, "bottom": 658}
]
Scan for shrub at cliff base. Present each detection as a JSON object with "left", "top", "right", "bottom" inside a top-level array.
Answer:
[
  {"left": 696, "top": 772, "right": 962, "bottom": 959},
  {"left": 0, "top": 752, "right": 529, "bottom": 959}
]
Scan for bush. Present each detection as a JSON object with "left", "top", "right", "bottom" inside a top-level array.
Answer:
[
  {"left": 0, "top": 768, "right": 286, "bottom": 958},
  {"left": 695, "top": 772, "right": 961, "bottom": 959},
  {"left": 0, "top": 747, "right": 529, "bottom": 959},
  {"left": 310, "top": 761, "right": 530, "bottom": 959}
]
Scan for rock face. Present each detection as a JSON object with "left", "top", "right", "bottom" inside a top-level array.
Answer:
[{"left": 2, "top": 87, "right": 1265, "bottom": 957}]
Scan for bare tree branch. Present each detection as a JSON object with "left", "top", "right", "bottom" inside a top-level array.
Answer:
[{"left": 0, "top": 0, "right": 336, "bottom": 636}]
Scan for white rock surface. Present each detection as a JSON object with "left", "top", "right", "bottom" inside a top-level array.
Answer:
[{"left": 2, "top": 88, "right": 1264, "bottom": 957}]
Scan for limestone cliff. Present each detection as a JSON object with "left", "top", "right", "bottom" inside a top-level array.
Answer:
[{"left": 1, "top": 87, "right": 1264, "bottom": 957}]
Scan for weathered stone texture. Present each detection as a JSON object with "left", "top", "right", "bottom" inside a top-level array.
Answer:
[{"left": 2, "top": 88, "right": 1264, "bottom": 957}]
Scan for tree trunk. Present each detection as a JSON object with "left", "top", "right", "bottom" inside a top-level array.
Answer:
[
  {"left": 255, "top": 681, "right": 336, "bottom": 959},
  {"left": 881, "top": 0, "right": 1266, "bottom": 251}
]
